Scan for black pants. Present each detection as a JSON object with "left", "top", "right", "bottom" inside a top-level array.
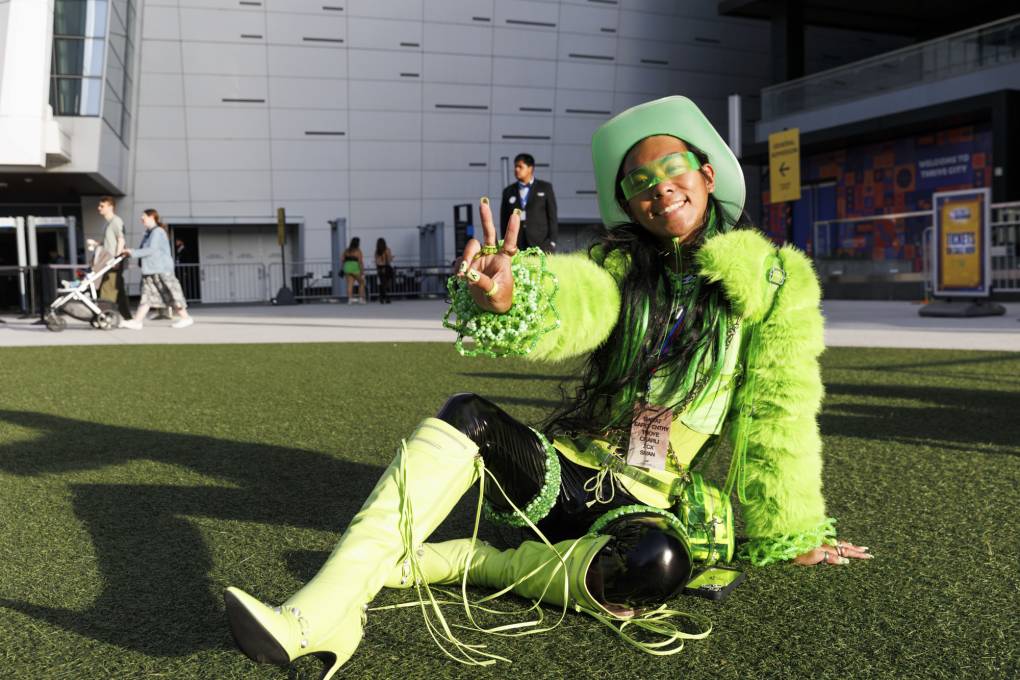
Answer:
[{"left": 436, "top": 393, "right": 691, "bottom": 609}]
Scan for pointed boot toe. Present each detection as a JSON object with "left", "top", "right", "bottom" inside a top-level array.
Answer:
[
  {"left": 224, "top": 587, "right": 296, "bottom": 666},
  {"left": 225, "top": 587, "right": 364, "bottom": 680}
]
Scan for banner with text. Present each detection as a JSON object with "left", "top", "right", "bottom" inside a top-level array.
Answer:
[{"left": 933, "top": 188, "right": 991, "bottom": 297}]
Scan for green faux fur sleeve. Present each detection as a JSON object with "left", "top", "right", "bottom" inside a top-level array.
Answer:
[
  {"left": 700, "top": 230, "right": 835, "bottom": 565},
  {"left": 527, "top": 252, "right": 622, "bottom": 361}
]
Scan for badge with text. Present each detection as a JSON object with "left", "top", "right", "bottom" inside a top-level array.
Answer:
[{"left": 626, "top": 404, "right": 672, "bottom": 470}]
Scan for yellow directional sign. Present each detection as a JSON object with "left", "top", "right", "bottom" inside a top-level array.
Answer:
[
  {"left": 276, "top": 207, "right": 286, "bottom": 246},
  {"left": 768, "top": 128, "right": 801, "bottom": 203}
]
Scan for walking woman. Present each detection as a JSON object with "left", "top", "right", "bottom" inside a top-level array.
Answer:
[
  {"left": 342, "top": 237, "right": 366, "bottom": 304},
  {"left": 119, "top": 209, "right": 193, "bottom": 329},
  {"left": 374, "top": 237, "right": 395, "bottom": 304},
  {"left": 224, "top": 97, "right": 869, "bottom": 679}
]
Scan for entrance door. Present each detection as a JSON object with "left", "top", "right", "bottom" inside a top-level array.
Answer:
[
  {"left": 196, "top": 225, "right": 295, "bottom": 303},
  {"left": 171, "top": 226, "right": 201, "bottom": 300}
]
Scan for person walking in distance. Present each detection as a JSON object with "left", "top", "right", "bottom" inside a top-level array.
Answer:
[
  {"left": 96, "top": 196, "right": 132, "bottom": 319},
  {"left": 374, "top": 238, "right": 395, "bottom": 304},
  {"left": 342, "top": 237, "right": 367, "bottom": 304},
  {"left": 500, "top": 153, "right": 558, "bottom": 252},
  {"left": 118, "top": 209, "right": 194, "bottom": 329}
]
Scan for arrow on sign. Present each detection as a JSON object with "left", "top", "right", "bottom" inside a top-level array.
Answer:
[{"left": 779, "top": 162, "right": 789, "bottom": 177}]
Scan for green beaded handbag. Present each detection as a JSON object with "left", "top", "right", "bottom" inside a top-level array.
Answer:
[{"left": 677, "top": 471, "right": 734, "bottom": 565}]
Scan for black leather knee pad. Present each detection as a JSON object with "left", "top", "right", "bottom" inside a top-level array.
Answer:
[
  {"left": 587, "top": 513, "right": 693, "bottom": 611},
  {"left": 436, "top": 393, "right": 548, "bottom": 514},
  {"left": 436, "top": 392, "right": 501, "bottom": 442}
]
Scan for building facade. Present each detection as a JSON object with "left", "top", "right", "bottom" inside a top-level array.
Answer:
[{"left": 2, "top": 0, "right": 914, "bottom": 305}]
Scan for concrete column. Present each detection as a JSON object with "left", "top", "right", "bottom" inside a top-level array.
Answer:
[
  {"left": 0, "top": 0, "right": 55, "bottom": 166},
  {"left": 992, "top": 91, "right": 1020, "bottom": 203},
  {"left": 770, "top": 0, "right": 805, "bottom": 83}
]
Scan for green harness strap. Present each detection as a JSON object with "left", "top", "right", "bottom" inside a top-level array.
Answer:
[
  {"left": 723, "top": 251, "right": 787, "bottom": 503},
  {"left": 576, "top": 436, "right": 688, "bottom": 503}
]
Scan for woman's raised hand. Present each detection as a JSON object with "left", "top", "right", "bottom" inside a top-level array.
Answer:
[{"left": 455, "top": 197, "right": 520, "bottom": 313}]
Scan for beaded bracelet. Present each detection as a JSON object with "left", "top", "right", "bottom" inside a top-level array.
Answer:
[{"left": 443, "top": 243, "right": 560, "bottom": 358}]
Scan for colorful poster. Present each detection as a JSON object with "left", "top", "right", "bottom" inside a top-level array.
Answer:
[{"left": 933, "top": 189, "right": 990, "bottom": 297}]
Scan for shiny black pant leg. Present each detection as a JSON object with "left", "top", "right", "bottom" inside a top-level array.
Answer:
[{"left": 436, "top": 393, "right": 547, "bottom": 514}]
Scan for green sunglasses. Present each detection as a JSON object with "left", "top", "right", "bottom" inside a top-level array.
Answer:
[{"left": 620, "top": 151, "right": 702, "bottom": 200}]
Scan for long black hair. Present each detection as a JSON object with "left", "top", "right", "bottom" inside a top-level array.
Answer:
[{"left": 545, "top": 139, "right": 753, "bottom": 436}]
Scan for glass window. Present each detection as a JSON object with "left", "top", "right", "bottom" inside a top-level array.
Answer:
[
  {"left": 53, "top": 37, "right": 105, "bottom": 77},
  {"left": 103, "top": 85, "right": 123, "bottom": 135},
  {"left": 50, "top": 0, "right": 114, "bottom": 119},
  {"left": 50, "top": 77, "right": 103, "bottom": 116},
  {"left": 54, "top": 0, "right": 108, "bottom": 38}
]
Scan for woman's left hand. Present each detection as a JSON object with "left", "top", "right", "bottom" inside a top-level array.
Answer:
[
  {"left": 119, "top": 249, "right": 132, "bottom": 256},
  {"left": 793, "top": 541, "right": 872, "bottom": 566}
]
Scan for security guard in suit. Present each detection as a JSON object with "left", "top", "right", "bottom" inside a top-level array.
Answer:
[{"left": 500, "top": 153, "right": 558, "bottom": 251}]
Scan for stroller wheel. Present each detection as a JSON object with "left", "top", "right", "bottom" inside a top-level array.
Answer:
[
  {"left": 45, "top": 313, "right": 67, "bottom": 333},
  {"left": 96, "top": 311, "right": 122, "bottom": 331}
]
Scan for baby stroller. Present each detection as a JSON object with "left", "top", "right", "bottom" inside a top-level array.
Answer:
[{"left": 44, "top": 244, "right": 125, "bottom": 332}]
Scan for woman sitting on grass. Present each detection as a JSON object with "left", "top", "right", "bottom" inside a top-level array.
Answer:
[{"left": 224, "top": 96, "right": 870, "bottom": 679}]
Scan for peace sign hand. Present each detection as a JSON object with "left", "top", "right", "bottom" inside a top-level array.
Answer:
[{"left": 455, "top": 197, "right": 520, "bottom": 314}]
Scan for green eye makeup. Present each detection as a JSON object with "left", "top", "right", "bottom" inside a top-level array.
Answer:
[{"left": 620, "top": 151, "right": 701, "bottom": 200}]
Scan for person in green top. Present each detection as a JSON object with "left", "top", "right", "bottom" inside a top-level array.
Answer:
[{"left": 223, "top": 97, "right": 871, "bottom": 679}]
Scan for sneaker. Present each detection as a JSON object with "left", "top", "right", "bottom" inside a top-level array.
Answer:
[
  {"left": 172, "top": 317, "right": 194, "bottom": 329},
  {"left": 119, "top": 318, "right": 143, "bottom": 330}
]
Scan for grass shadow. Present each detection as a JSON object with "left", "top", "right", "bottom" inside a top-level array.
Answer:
[
  {"left": 821, "top": 383, "right": 1020, "bottom": 453},
  {"left": 0, "top": 410, "right": 394, "bottom": 658}
]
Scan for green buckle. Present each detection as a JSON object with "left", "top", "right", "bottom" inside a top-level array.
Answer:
[{"left": 767, "top": 265, "right": 786, "bottom": 286}]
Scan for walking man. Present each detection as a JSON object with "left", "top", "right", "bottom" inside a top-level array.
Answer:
[
  {"left": 500, "top": 153, "right": 558, "bottom": 251},
  {"left": 97, "top": 196, "right": 132, "bottom": 319}
]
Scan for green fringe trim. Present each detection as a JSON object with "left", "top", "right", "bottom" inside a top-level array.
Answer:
[
  {"left": 443, "top": 245, "right": 560, "bottom": 358},
  {"left": 587, "top": 504, "right": 688, "bottom": 540},
  {"left": 738, "top": 517, "right": 838, "bottom": 566},
  {"left": 483, "top": 429, "right": 561, "bottom": 527}
]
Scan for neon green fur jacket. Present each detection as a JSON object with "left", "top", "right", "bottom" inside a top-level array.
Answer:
[{"left": 448, "top": 229, "right": 834, "bottom": 565}]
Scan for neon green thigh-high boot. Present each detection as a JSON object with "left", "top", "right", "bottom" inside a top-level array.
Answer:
[
  {"left": 384, "top": 536, "right": 619, "bottom": 618},
  {"left": 225, "top": 418, "right": 480, "bottom": 680}
]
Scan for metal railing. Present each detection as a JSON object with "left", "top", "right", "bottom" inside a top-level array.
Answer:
[
  {"left": 991, "top": 202, "right": 1020, "bottom": 291},
  {"left": 762, "top": 14, "right": 1020, "bottom": 119},
  {"left": 266, "top": 261, "right": 450, "bottom": 303},
  {"left": 0, "top": 260, "right": 456, "bottom": 315},
  {"left": 813, "top": 201, "right": 1020, "bottom": 293}
]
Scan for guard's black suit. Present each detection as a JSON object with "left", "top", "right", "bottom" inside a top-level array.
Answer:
[{"left": 499, "top": 179, "right": 558, "bottom": 251}]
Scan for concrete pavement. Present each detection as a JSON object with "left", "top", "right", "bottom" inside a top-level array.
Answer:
[{"left": 1, "top": 299, "right": 1017, "bottom": 351}]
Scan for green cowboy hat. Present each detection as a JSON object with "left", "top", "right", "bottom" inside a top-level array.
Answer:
[{"left": 591, "top": 96, "right": 745, "bottom": 228}]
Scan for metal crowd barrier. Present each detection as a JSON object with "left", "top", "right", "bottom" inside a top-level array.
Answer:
[
  {"left": 1, "top": 261, "right": 455, "bottom": 314},
  {"left": 815, "top": 200, "right": 1020, "bottom": 295},
  {"left": 268, "top": 261, "right": 451, "bottom": 302},
  {"left": 991, "top": 202, "right": 1020, "bottom": 292}
]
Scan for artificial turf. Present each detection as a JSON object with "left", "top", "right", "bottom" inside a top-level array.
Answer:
[{"left": 0, "top": 343, "right": 1017, "bottom": 680}]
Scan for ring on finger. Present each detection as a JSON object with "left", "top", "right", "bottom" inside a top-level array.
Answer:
[
  {"left": 480, "top": 244, "right": 498, "bottom": 256},
  {"left": 484, "top": 280, "right": 500, "bottom": 298},
  {"left": 471, "top": 252, "right": 484, "bottom": 261},
  {"left": 501, "top": 245, "right": 519, "bottom": 257},
  {"left": 835, "top": 545, "right": 844, "bottom": 558},
  {"left": 820, "top": 551, "right": 830, "bottom": 565}
]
